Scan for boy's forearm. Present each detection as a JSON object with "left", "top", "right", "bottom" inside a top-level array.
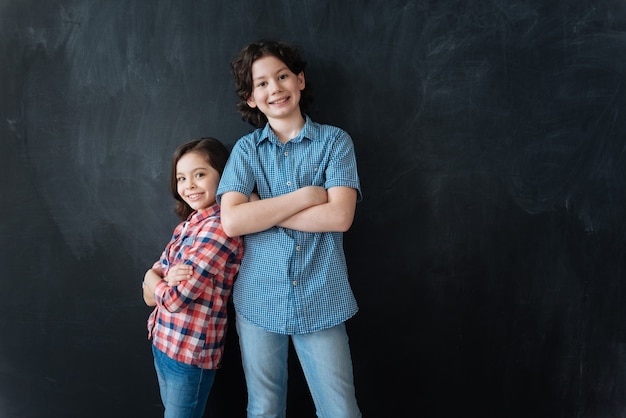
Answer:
[
  {"left": 278, "top": 187, "right": 357, "bottom": 232},
  {"left": 221, "top": 186, "right": 327, "bottom": 236}
]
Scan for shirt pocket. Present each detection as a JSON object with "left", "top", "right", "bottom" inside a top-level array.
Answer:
[{"left": 295, "top": 163, "right": 324, "bottom": 187}]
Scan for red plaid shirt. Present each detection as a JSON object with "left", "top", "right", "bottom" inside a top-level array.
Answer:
[{"left": 147, "top": 204, "right": 243, "bottom": 369}]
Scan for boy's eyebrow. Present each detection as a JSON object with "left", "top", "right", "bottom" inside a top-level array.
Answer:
[{"left": 252, "top": 65, "right": 289, "bottom": 81}]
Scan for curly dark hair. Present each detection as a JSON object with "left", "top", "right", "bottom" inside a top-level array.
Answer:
[
  {"left": 231, "top": 40, "right": 314, "bottom": 128},
  {"left": 169, "top": 137, "right": 230, "bottom": 220}
]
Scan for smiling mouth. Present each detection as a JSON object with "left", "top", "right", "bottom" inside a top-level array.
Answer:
[
  {"left": 187, "top": 193, "right": 203, "bottom": 200},
  {"left": 270, "top": 96, "right": 289, "bottom": 105}
]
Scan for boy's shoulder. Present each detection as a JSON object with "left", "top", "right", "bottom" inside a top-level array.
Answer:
[
  {"left": 233, "top": 126, "right": 266, "bottom": 145},
  {"left": 304, "top": 118, "right": 350, "bottom": 142}
]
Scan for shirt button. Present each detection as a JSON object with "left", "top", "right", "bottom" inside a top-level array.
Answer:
[
  {"left": 284, "top": 151, "right": 289, "bottom": 157},
  {"left": 295, "top": 245, "right": 301, "bottom": 251},
  {"left": 293, "top": 280, "right": 297, "bottom": 286},
  {"left": 287, "top": 181, "right": 291, "bottom": 186}
]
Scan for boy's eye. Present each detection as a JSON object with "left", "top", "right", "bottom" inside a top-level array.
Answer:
[
  {"left": 177, "top": 177, "right": 185, "bottom": 182},
  {"left": 257, "top": 81, "right": 267, "bottom": 87}
]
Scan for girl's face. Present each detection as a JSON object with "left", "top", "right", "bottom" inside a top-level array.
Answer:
[
  {"left": 246, "top": 55, "right": 305, "bottom": 122},
  {"left": 176, "top": 151, "right": 220, "bottom": 212}
]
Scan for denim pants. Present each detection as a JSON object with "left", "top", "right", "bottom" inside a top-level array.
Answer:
[
  {"left": 236, "top": 313, "right": 361, "bottom": 418},
  {"left": 152, "top": 344, "right": 216, "bottom": 418}
]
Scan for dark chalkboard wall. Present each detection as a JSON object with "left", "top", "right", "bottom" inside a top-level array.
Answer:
[{"left": 2, "top": 0, "right": 626, "bottom": 417}]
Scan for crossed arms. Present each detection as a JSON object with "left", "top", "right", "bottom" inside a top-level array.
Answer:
[{"left": 219, "top": 185, "right": 357, "bottom": 237}]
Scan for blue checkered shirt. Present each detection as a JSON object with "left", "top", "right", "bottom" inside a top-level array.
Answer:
[{"left": 217, "top": 116, "right": 362, "bottom": 334}]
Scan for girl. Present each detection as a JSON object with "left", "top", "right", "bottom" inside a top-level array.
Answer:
[{"left": 142, "top": 138, "right": 243, "bottom": 418}]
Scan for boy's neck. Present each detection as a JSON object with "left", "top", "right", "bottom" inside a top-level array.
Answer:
[{"left": 268, "top": 113, "right": 306, "bottom": 144}]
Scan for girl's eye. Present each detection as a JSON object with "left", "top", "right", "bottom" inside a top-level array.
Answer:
[
  {"left": 279, "top": 74, "right": 288, "bottom": 80},
  {"left": 195, "top": 172, "right": 205, "bottom": 178},
  {"left": 177, "top": 177, "right": 185, "bottom": 183}
]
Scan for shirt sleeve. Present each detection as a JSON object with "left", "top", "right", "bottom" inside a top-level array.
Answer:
[
  {"left": 325, "top": 130, "right": 363, "bottom": 201},
  {"left": 217, "top": 136, "right": 257, "bottom": 203}
]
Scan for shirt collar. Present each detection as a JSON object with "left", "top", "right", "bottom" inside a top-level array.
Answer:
[
  {"left": 187, "top": 203, "right": 220, "bottom": 223},
  {"left": 256, "top": 114, "right": 318, "bottom": 145}
]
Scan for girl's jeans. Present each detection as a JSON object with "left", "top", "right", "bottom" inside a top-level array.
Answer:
[{"left": 152, "top": 344, "right": 216, "bottom": 418}]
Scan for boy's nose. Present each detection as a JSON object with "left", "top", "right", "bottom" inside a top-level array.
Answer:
[{"left": 268, "top": 80, "right": 280, "bottom": 92}]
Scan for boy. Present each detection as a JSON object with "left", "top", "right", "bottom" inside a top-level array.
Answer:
[{"left": 217, "top": 40, "right": 362, "bottom": 418}]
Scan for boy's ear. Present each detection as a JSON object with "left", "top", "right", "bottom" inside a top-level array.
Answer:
[
  {"left": 246, "top": 97, "right": 257, "bottom": 108},
  {"left": 298, "top": 71, "right": 305, "bottom": 90}
]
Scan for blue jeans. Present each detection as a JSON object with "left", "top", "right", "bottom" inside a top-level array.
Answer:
[
  {"left": 236, "top": 313, "right": 361, "bottom": 418},
  {"left": 152, "top": 344, "right": 216, "bottom": 418}
]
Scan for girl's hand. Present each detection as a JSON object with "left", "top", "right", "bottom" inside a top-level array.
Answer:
[{"left": 164, "top": 264, "right": 193, "bottom": 287}]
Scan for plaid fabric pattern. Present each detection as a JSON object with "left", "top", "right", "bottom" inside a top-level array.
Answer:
[
  {"left": 217, "top": 116, "right": 362, "bottom": 334},
  {"left": 147, "top": 204, "right": 243, "bottom": 369}
]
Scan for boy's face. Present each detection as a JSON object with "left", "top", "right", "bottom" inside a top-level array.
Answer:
[{"left": 247, "top": 55, "right": 305, "bottom": 122}]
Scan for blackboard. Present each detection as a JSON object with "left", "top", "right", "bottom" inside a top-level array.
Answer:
[{"left": 2, "top": 1, "right": 626, "bottom": 417}]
